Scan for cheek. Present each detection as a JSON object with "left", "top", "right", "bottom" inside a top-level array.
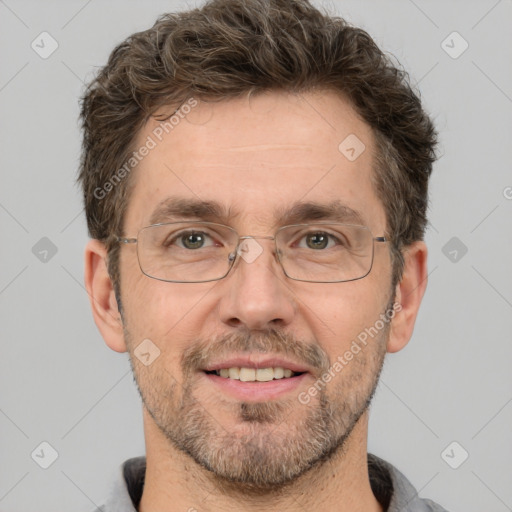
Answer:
[
  {"left": 121, "top": 273, "right": 216, "bottom": 359},
  {"left": 301, "top": 277, "right": 389, "bottom": 359}
]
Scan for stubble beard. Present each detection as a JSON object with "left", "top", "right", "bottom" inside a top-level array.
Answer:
[{"left": 125, "top": 317, "right": 389, "bottom": 492}]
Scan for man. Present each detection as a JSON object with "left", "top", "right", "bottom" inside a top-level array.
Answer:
[{"left": 79, "top": 0, "right": 447, "bottom": 510}]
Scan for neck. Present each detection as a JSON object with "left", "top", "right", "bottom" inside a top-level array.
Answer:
[{"left": 138, "top": 409, "right": 383, "bottom": 512}]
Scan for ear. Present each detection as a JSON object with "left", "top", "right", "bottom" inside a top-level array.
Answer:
[
  {"left": 84, "top": 239, "right": 127, "bottom": 353},
  {"left": 387, "top": 241, "right": 428, "bottom": 353}
]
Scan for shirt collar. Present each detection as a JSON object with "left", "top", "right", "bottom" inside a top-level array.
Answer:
[{"left": 99, "top": 453, "right": 441, "bottom": 512}]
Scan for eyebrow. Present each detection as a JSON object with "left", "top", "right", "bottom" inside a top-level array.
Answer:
[
  {"left": 274, "top": 200, "right": 366, "bottom": 226},
  {"left": 148, "top": 196, "right": 366, "bottom": 227},
  {"left": 149, "top": 196, "right": 233, "bottom": 225}
]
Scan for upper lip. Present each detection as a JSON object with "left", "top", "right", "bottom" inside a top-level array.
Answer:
[{"left": 202, "top": 355, "right": 311, "bottom": 374}]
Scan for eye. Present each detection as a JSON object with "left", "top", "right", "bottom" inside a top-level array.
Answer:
[
  {"left": 298, "top": 231, "right": 339, "bottom": 250},
  {"left": 168, "top": 231, "right": 216, "bottom": 250}
]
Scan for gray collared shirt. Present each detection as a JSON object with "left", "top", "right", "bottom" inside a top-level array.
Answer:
[{"left": 96, "top": 453, "right": 449, "bottom": 511}]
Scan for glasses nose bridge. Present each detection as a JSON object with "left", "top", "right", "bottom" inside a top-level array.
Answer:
[
  {"left": 233, "top": 234, "right": 281, "bottom": 268},
  {"left": 238, "top": 235, "right": 276, "bottom": 241},
  {"left": 237, "top": 234, "right": 279, "bottom": 254}
]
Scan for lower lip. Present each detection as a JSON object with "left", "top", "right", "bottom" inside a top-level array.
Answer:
[{"left": 202, "top": 372, "right": 308, "bottom": 401}]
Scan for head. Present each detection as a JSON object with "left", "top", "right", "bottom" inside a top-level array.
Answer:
[{"left": 80, "top": 0, "right": 436, "bottom": 492}]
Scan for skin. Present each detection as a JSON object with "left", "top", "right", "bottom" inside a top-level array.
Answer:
[{"left": 85, "top": 90, "right": 428, "bottom": 512}]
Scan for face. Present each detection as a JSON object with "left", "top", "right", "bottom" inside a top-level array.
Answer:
[{"left": 119, "top": 90, "right": 394, "bottom": 490}]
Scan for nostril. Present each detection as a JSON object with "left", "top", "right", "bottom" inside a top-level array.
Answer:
[{"left": 226, "top": 317, "right": 242, "bottom": 328}]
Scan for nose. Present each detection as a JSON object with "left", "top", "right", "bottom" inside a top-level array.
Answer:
[{"left": 217, "top": 237, "right": 296, "bottom": 330}]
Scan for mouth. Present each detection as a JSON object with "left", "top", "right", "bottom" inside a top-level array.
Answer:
[
  {"left": 204, "top": 367, "right": 305, "bottom": 381},
  {"left": 201, "top": 356, "right": 311, "bottom": 401}
]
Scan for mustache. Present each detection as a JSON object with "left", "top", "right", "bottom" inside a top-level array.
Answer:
[{"left": 181, "top": 328, "right": 330, "bottom": 377}]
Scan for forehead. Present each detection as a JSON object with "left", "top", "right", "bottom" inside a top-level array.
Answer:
[{"left": 123, "top": 90, "right": 385, "bottom": 233}]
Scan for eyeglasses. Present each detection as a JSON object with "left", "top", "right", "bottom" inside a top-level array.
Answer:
[{"left": 116, "top": 221, "right": 389, "bottom": 283}]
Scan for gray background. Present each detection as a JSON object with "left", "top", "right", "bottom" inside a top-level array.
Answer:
[{"left": 1, "top": 0, "right": 511, "bottom": 510}]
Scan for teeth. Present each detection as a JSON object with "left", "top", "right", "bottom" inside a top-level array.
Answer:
[
  {"left": 239, "top": 368, "right": 256, "bottom": 382},
  {"left": 274, "top": 367, "right": 284, "bottom": 379},
  {"left": 228, "top": 367, "right": 240, "bottom": 380},
  {"left": 256, "top": 368, "right": 274, "bottom": 382},
  {"left": 213, "top": 366, "right": 299, "bottom": 381}
]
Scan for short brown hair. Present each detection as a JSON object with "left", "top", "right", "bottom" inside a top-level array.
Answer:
[{"left": 78, "top": 0, "right": 437, "bottom": 300}]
